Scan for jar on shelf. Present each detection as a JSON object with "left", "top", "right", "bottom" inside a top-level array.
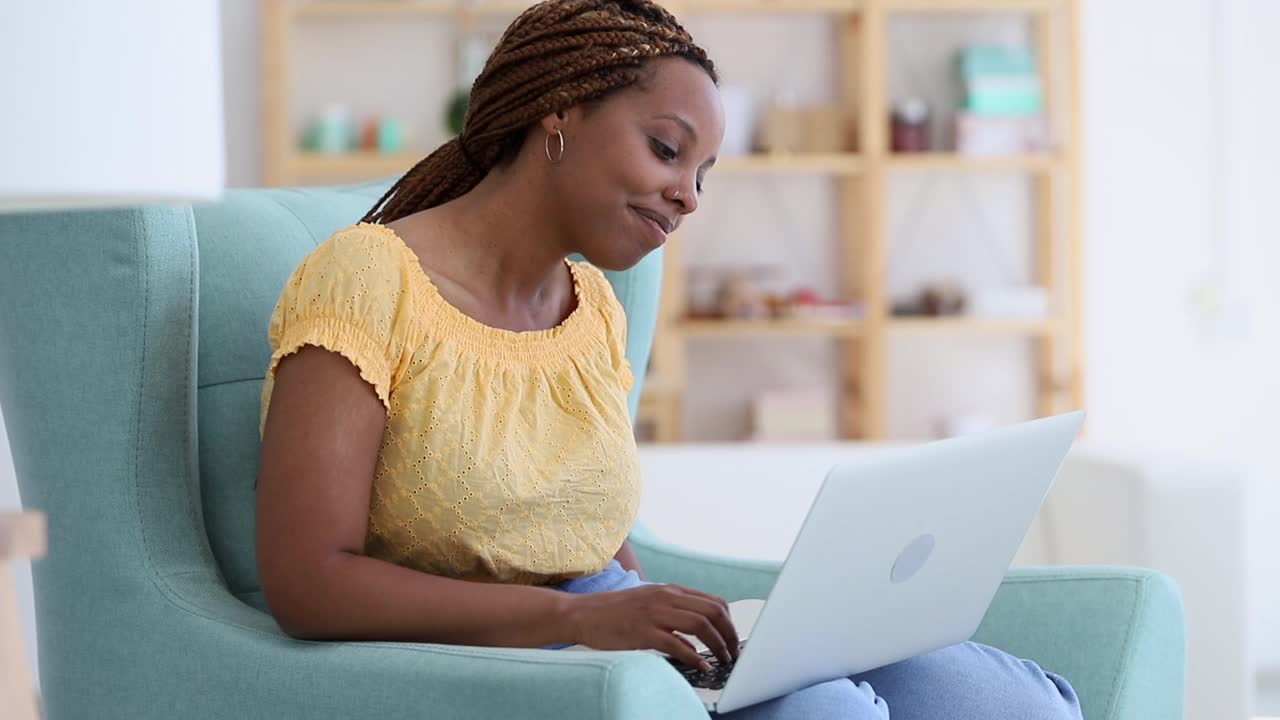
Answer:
[{"left": 890, "top": 97, "right": 931, "bottom": 153}]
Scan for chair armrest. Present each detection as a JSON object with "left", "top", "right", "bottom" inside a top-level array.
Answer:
[
  {"left": 972, "top": 566, "right": 1186, "bottom": 720},
  {"left": 629, "top": 525, "right": 780, "bottom": 602},
  {"left": 145, "top": 573, "right": 709, "bottom": 720}
]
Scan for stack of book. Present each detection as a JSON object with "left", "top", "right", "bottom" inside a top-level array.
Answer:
[{"left": 955, "top": 45, "right": 1048, "bottom": 155}]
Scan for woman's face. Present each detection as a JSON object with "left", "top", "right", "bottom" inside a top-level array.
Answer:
[{"left": 546, "top": 57, "right": 725, "bottom": 271}]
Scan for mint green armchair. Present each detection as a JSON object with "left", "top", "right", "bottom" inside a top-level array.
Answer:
[{"left": 0, "top": 182, "right": 1185, "bottom": 719}]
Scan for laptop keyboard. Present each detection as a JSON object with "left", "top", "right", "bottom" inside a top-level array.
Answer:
[{"left": 666, "top": 642, "right": 746, "bottom": 690}]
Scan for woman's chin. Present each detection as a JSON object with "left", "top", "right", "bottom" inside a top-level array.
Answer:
[{"left": 584, "top": 243, "right": 654, "bottom": 272}]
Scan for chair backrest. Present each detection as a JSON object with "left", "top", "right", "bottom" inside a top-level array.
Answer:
[{"left": 0, "top": 182, "right": 663, "bottom": 613}]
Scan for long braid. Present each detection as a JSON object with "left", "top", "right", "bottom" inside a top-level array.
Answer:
[{"left": 362, "top": 0, "right": 716, "bottom": 225}]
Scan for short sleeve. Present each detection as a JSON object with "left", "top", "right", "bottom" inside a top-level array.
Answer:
[{"left": 261, "top": 228, "right": 419, "bottom": 424}]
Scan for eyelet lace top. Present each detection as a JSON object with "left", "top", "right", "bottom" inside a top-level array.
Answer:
[{"left": 259, "top": 223, "right": 639, "bottom": 585}]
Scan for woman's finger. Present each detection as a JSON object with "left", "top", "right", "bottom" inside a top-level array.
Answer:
[
  {"left": 653, "top": 630, "right": 708, "bottom": 671},
  {"left": 670, "top": 594, "right": 739, "bottom": 662},
  {"left": 660, "top": 607, "right": 730, "bottom": 667}
]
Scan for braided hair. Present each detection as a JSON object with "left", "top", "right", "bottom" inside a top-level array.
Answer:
[{"left": 362, "top": 0, "right": 717, "bottom": 225}]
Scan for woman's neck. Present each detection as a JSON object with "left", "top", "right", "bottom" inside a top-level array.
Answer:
[
  {"left": 449, "top": 165, "right": 572, "bottom": 297},
  {"left": 391, "top": 162, "right": 577, "bottom": 329}
]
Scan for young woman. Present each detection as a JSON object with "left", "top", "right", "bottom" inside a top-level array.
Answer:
[{"left": 256, "top": 2, "right": 1082, "bottom": 717}]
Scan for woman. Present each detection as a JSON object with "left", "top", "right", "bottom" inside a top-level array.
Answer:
[{"left": 255, "top": 1, "right": 1082, "bottom": 717}]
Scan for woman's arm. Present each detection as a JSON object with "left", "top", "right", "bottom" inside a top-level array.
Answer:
[
  {"left": 257, "top": 346, "right": 579, "bottom": 646},
  {"left": 256, "top": 346, "right": 734, "bottom": 667},
  {"left": 614, "top": 539, "right": 644, "bottom": 578}
]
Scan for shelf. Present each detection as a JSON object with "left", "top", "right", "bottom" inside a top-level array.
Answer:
[
  {"left": 291, "top": 0, "right": 864, "bottom": 20},
  {"left": 886, "top": 152, "right": 1059, "bottom": 173},
  {"left": 292, "top": 151, "right": 422, "bottom": 178},
  {"left": 678, "top": 319, "right": 865, "bottom": 337},
  {"left": 717, "top": 153, "right": 864, "bottom": 176},
  {"left": 882, "top": 0, "right": 1059, "bottom": 12},
  {"left": 292, "top": 2, "right": 459, "bottom": 19},
  {"left": 887, "top": 316, "right": 1054, "bottom": 336}
]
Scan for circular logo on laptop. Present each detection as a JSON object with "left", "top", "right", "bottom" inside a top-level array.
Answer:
[{"left": 890, "top": 533, "right": 935, "bottom": 584}]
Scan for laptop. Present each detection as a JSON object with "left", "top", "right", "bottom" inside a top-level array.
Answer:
[{"left": 664, "top": 411, "right": 1086, "bottom": 714}]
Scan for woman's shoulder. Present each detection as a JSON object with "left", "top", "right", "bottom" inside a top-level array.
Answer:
[
  {"left": 285, "top": 222, "right": 424, "bottom": 296},
  {"left": 308, "top": 222, "right": 410, "bottom": 267},
  {"left": 276, "top": 222, "right": 428, "bottom": 323}
]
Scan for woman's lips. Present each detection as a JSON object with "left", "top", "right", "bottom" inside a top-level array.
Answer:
[{"left": 632, "top": 207, "right": 670, "bottom": 245}]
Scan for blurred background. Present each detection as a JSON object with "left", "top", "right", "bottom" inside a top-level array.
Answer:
[{"left": 2, "top": 1, "right": 1276, "bottom": 718}]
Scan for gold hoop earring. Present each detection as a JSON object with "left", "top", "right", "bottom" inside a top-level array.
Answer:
[{"left": 545, "top": 129, "right": 566, "bottom": 164}]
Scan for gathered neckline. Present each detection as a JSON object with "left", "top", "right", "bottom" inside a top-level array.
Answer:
[{"left": 350, "top": 222, "right": 600, "bottom": 365}]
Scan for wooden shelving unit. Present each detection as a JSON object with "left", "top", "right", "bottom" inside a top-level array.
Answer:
[
  {"left": 643, "top": 0, "right": 1083, "bottom": 442},
  {"left": 262, "top": 0, "right": 1084, "bottom": 443}
]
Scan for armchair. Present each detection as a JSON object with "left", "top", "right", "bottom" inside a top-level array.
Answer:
[{"left": 0, "top": 183, "right": 1184, "bottom": 719}]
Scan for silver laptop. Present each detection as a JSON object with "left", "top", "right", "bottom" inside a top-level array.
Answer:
[{"left": 673, "top": 411, "right": 1086, "bottom": 714}]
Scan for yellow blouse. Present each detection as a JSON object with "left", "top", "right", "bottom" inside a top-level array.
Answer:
[{"left": 259, "top": 223, "right": 641, "bottom": 585}]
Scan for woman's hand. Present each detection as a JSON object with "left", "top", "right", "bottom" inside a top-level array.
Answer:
[{"left": 563, "top": 584, "right": 740, "bottom": 670}]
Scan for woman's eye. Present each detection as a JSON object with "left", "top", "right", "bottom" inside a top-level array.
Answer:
[{"left": 650, "top": 138, "right": 678, "bottom": 161}]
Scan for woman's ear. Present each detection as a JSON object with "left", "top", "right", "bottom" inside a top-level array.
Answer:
[{"left": 538, "top": 110, "right": 572, "bottom": 135}]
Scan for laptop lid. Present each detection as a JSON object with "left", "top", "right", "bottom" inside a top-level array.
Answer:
[{"left": 714, "top": 411, "right": 1085, "bottom": 714}]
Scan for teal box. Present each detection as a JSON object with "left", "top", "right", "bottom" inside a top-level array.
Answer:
[
  {"left": 959, "top": 45, "right": 1038, "bottom": 75},
  {"left": 959, "top": 45, "right": 1043, "bottom": 115}
]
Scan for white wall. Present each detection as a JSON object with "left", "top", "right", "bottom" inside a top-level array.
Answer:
[
  {"left": 1081, "top": 0, "right": 1280, "bottom": 673},
  {"left": 1222, "top": 0, "right": 1280, "bottom": 677}
]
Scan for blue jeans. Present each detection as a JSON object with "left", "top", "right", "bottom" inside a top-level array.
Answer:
[{"left": 555, "top": 561, "right": 1082, "bottom": 720}]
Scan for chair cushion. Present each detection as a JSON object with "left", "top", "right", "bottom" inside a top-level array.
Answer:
[{"left": 193, "top": 181, "right": 392, "bottom": 597}]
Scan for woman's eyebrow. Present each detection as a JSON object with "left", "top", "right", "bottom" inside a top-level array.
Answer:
[{"left": 655, "top": 113, "right": 698, "bottom": 143}]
